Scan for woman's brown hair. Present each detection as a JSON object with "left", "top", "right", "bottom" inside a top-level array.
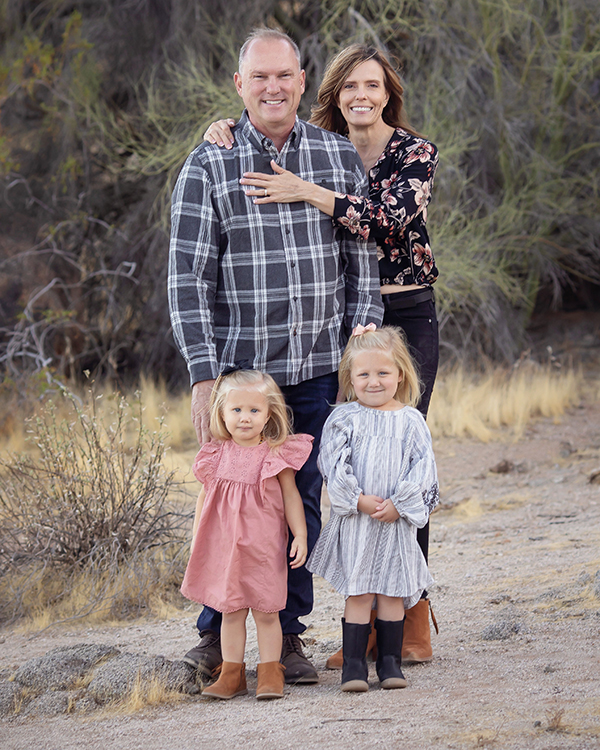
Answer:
[{"left": 310, "top": 44, "right": 419, "bottom": 137}]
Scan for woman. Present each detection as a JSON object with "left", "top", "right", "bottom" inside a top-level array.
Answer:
[{"left": 205, "top": 44, "right": 439, "bottom": 665}]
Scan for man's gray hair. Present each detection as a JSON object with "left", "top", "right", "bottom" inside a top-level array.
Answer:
[{"left": 238, "top": 28, "right": 302, "bottom": 73}]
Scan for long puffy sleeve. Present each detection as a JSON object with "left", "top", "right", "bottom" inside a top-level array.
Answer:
[
  {"left": 389, "top": 412, "right": 439, "bottom": 528},
  {"left": 317, "top": 412, "right": 363, "bottom": 517}
]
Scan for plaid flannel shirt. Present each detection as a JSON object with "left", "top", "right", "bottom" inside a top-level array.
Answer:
[{"left": 168, "top": 111, "right": 383, "bottom": 387}]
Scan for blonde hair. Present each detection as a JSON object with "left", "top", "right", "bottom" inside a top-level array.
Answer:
[
  {"left": 209, "top": 369, "right": 292, "bottom": 447},
  {"left": 310, "top": 44, "right": 420, "bottom": 137},
  {"left": 338, "top": 326, "right": 422, "bottom": 407}
]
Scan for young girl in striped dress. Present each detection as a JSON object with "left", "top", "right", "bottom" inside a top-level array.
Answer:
[{"left": 308, "top": 325, "right": 439, "bottom": 692}]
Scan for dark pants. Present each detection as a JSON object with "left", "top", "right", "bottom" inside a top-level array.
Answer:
[
  {"left": 195, "top": 370, "right": 338, "bottom": 637},
  {"left": 383, "top": 290, "right": 439, "bottom": 569}
]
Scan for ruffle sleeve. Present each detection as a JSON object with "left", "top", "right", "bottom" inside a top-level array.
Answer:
[
  {"left": 260, "top": 433, "right": 314, "bottom": 481},
  {"left": 191, "top": 440, "right": 223, "bottom": 485},
  {"left": 317, "top": 409, "right": 363, "bottom": 516}
]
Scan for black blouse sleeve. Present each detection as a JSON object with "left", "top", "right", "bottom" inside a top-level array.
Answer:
[{"left": 332, "top": 137, "right": 438, "bottom": 243}]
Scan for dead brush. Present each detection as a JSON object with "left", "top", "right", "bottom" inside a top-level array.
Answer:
[
  {"left": 0, "top": 386, "right": 189, "bottom": 625},
  {"left": 546, "top": 707, "right": 566, "bottom": 732}
]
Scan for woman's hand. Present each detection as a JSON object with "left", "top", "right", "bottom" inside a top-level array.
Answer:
[
  {"left": 240, "top": 160, "right": 310, "bottom": 204},
  {"left": 203, "top": 118, "right": 236, "bottom": 149}
]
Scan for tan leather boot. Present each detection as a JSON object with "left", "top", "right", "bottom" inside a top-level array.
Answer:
[
  {"left": 202, "top": 661, "right": 248, "bottom": 699},
  {"left": 326, "top": 609, "right": 377, "bottom": 669},
  {"left": 402, "top": 598, "right": 438, "bottom": 664},
  {"left": 256, "top": 661, "right": 286, "bottom": 700}
]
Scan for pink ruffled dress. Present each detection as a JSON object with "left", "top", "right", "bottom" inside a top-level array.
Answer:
[{"left": 181, "top": 434, "right": 313, "bottom": 614}]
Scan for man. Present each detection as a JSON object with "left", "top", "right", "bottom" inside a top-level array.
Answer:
[{"left": 168, "top": 28, "right": 383, "bottom": 684}]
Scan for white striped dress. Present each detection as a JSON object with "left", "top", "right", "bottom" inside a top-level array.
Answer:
[{"left": 307, "top": 402, "right": 439, "bottom": 609}]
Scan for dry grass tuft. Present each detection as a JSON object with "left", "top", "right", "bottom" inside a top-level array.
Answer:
[
  {"left": 428, "top": 363, "right": 585, "bottom": 440},
  {"left": 116, "top": 672, "right": 188, "bottom": 714},
  {"left": 546, "top": 707, "right": 566, "bottom": 732}
]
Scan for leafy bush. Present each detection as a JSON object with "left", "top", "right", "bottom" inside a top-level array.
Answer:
[
  {"left": 0, "top": 0, "right": 598, "bottom": 386},
  {"left": 0, "top": 386, "right": 188, "bottom": 624}
]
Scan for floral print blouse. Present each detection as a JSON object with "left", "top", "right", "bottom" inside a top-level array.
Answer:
[{"left": 333, "top": 128, "right": 439, "bottom": 287}]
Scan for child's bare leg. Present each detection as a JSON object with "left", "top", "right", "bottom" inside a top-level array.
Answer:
[
  {"left": 221, "top": 609, "right": 248, "bottom": 663},
  {"left": 252, "top": 609, "right": 282, "bottom": 663},
  {"left": 344, "top": 593, "right": 375, "bottom": 624},
  {"left": 376, "top": 594, "right": 405, "bottom": 621}
]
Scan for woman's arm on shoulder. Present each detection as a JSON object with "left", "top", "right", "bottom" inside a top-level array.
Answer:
[{"left": 204, "top": 119, "right": 236, "bottom": 149}]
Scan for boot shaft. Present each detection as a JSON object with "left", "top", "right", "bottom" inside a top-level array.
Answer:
[
  {"left": 341, "top": 618, "right": 371, "bottom": 692},
  {"left": 375, "top": 618, "right": 407, "bottom": 689}
]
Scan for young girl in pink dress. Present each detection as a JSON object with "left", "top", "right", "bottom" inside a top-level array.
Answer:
[{"left": 181, "top": 367, "right": 312, "bottom": 701}]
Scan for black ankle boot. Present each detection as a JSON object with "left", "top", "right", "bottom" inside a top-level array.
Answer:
[
  {"left": 341, "top": 618, "right": 370, "bottom": 692},
  {"left": 375, "top": 617, "right": 407, "bottom": 689}
]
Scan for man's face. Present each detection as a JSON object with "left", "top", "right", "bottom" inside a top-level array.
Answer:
[{"left": 234, "top": 38, "right": 305, "bottom": 138}]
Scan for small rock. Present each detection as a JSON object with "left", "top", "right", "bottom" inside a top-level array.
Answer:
[
  {"left": 481, "top": 620, "right": 522, "bottom": 640},
  {"left": 559, "top": 441, "right": 575, "bottom": 457},
  {"left": 489, "top": 459, "right": 514, "bottom": 474},
  {"left": 589, "top": 469, "right": 600, "bottom": 484}
]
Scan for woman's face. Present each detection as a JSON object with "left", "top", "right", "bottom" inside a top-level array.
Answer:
[{"left": 337, "top": 59, "right": 389, "bottom": 130}]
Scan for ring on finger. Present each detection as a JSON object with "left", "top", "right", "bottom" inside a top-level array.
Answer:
[{"left": 263, "top": 188, "right": 268, "bottom": 197}]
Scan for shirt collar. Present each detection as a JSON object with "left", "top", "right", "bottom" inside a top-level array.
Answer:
[{"left": 239, "top": 110, "right": 302, "bottom": 153}]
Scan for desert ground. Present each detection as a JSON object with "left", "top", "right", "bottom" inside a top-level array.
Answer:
[{"left": 1, "top": 397, "right": 599, "bottom": 750}]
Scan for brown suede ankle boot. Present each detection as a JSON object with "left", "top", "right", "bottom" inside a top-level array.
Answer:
[
  {"left": 325, "top": 609, "right": 378, "bottom": 669},
  {"left": 202, "top": 661, "right": 248, "bottom": 700},
  {"left": 256, "top": 661, "right": 286, "bottom": 700},
  {"left": 402, "top": 598, "right": 438, "bottom": 664}
]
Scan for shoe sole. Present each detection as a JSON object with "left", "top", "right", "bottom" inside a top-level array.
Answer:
[
  {"left": 202, "top": 688, "right": 248, "bottom": 700},
  {"left": 380, "top": 677, "right": 407, "bottom": 689},
  {"left": 341, "top": 679, "right": 368, "bottom": 692},
  {"left": 402, "top": 653, "right": 432, "bottom": 665},
  {"left": 256, "top": 692, "right": 284, "bottom": 700},
  {"left": 284, "top": 674, "right": 319, "bottom": 684}
]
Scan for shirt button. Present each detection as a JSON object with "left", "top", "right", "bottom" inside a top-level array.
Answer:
[
  {"left": 291, "top": 261, "right": 296, "bottom": 267},
  {"left": 285, "top": 228, "right": 291, "bottom": 234}
]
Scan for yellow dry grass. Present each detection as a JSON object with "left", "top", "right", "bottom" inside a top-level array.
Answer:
[
  {"left": 115, "top": 672, "right": 188, "bottom": 714},
  {"left": 4, "top": 552, "right": 187, "bottom": 633},
  {"left": 427, "top": 364, "right": 585, "bottom": 441}
]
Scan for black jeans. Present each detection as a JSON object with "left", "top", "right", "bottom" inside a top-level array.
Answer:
[
  {"left": 195, "top": 371, "right": 338, "bottom": 636},
  {"left": 383, "top": 290, "right": 439, "bottom": 567}
]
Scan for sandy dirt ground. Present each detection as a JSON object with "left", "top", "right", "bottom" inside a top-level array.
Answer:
[{"left": 1, "top": 399, "right": 599, "bottom": 750}]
